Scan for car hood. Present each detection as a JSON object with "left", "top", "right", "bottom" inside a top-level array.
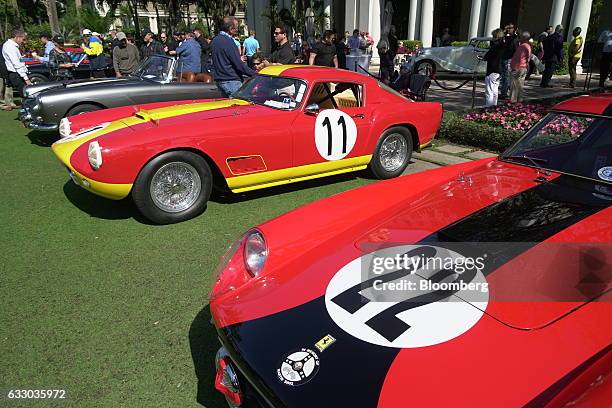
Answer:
[
  {"left": 25, "top": 77, "right": 140, "bottom": 97},
  {"left": 213, "top": 159, "right": 612, "bottom": 330}
]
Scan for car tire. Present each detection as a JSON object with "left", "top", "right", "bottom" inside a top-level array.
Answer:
[
  {"left": 415, "top": 60, "right": 436, "bottom": 77},
  {"left": 132, "top": 151, "right": 212, "bottom": 224},
  {"left": 66, "top": 103, "right": 102, "bottom": 117},
  {"left": 29, "top": 74, "right": 48, "bottom": 84},
  {"left": 369, "top": 127, "right": 413, "bottom": 179}
]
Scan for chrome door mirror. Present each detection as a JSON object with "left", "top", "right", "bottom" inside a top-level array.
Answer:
[{"left": 305, "top": 103, "right": 319, "bottom": 116}]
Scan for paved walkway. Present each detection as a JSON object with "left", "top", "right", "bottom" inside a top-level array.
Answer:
[
  {"left": 368, "top": 61, "right": 605, "bottom": 112},
  {"left": 402, "top": 141, "right": 497, "bottom": 176}
]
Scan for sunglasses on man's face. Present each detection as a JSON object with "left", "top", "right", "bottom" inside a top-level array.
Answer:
[{"left": 274, "top": 31, "right": 283, "bottom": 35}]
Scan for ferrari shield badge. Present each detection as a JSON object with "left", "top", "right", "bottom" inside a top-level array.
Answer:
[
  {"left": 277, "top": 348, "right": 320, "bottom": 386},
  {"left": 314, "top": 334, "right": 336, "bottom": 352}
]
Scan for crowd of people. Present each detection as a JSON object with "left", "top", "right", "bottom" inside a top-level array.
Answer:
[
  {"left": 481, "top": 24, "right": 612, "bottom": 107},
  {"left": 1, "top": 18, "right": 611, "bottom": 110}
]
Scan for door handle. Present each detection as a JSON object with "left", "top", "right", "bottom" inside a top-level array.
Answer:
[{"left": 352, "top": 113, "right": 365, "bottom": 119}]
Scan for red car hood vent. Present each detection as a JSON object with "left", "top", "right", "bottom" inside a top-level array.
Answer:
[{"left": 353, "top": 161, "right": 611, "bottom": 330}]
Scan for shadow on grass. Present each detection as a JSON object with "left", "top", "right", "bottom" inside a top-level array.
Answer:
[
  {"left": 62, "top": 181, "right": 149, "bottom": 222},
  {"left": 189, "top": 305, "right": 227, "bottom": 408},
  {"left": 26, "top": 130, "right": 59, "bottom": 147},
  {"left": 210, "top": 171, "right": 365, "bottom": 204}
]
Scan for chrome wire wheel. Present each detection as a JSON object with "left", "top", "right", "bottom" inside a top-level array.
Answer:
[
  {"left": 379, "top": 134, "right": 408, "bottom": 172},
  {"left": 149, "top": 161, "right": 202, "bottom": 213}
]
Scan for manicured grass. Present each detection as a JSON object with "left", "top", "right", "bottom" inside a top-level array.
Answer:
[{"left": 0, "top": 110, "right": 374, "bottom": 406}]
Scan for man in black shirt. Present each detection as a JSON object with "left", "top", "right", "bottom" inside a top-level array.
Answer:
[
  {"left": 193, "top": 28, "right": 212, "bottom": 72},
  {"left": 310, "top": 30, "right": 338, "bottom": 67},
  {"left": 483, "top": 28, "right": 505, "bottom": 106},
  {"left": 140, "top": 30, "right": 164, "bottom": 60},
  {"left": 266, "top": 24, "right": 295, "bottom": 65},
  {"left": 540, "top": 24, "right": 564, "bottom": 88},
  {"left": 499, "top": 23, "right": 518, "bottom": 99},
  {"left": 160, "top": 32, "right": 177, "bottom": 56}
]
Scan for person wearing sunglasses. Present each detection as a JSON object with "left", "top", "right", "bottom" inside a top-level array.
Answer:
[{"left": 269, "top": 24, "right": 295, "bottom": 65}]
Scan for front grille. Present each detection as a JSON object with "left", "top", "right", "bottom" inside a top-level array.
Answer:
[{"left": 21, "top": 97, "right": 37, "bottom": 110}]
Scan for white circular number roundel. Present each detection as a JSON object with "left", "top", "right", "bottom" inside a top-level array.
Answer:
[
  {"left": 314, "top": 109, "right": 357, "bottom": 161},
  {"left": 325, "top": 245, "right": 489, "bottom": 349}
]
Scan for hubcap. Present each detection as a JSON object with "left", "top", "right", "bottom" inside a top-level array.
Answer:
[
  {"left": 417, "top": 62, "right": 433, "bottom": 76},
  {"left": 150, "top": 162, "right": 201, "bottom": 213},
  {"left": 379, "top": 134, "right": 408, "bottom": 172}
]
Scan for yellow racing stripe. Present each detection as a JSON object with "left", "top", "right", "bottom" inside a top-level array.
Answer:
[
  {"left": 258, "top": 65, "right": 315, "bottom": 76},
  {"left": 227, "top": 155, "right": 372, "bottom": 193}
]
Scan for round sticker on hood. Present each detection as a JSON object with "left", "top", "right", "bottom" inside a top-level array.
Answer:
[
  {"left": 276, "top": 348, "right": 320, "bottom": 386},
  {"left": 325, "top": 244, "right": 489, "bottom": 348},
  {"left": 597, "top": 166, "right": 612, "bottom": 182}
]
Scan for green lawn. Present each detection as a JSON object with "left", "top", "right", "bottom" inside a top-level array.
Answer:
[{"left": 0, "top": 110, "right": 374, "bottom": 406}]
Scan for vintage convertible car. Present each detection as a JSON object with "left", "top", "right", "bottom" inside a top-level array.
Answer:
[
  {"left": 403, "top": 37, "right": 491, "bottom": 77},
  {"left": 25, "top": 49, "right": 115, "bottom": 84},
  {"left": 51, "top": 65, "right": 442, "bottom": 224},
  {"left": 18, "top": 55, "right": 220, "bottom": 131},
  {"left": 209, "top": 94, "right": 612, "bottom": 407}
]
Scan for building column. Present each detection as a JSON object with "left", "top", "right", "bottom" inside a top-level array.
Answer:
[
  {"left": 345, "top": 0, "right": 358, "bottom": 33},
  {"left": 324, "top": 0, "right": 332, "bottom": 30},
  {"left": 484, "top": 0, "right": 503, "bottom": 39},
  {"left": 568, "top": 0, "right": 593, "bottom": 72},
  {"left": 247, "top": 0, "right": 271, "bottom": 53},
  {"left": 369, "top": 0, "right": 381, "bottom": 60},
  {"left": 468, "top": 0, "right": 482, "bottom": 39},
  {"left": 549, "top": 0, "right": 566, "bottom": 27},
  {"left": 419, "top": 0, "right": 434, "bottom": 47},
  {"left": 407, "top": 0, "right": 418, "bottom": 40},
  {"left": 149, "top": 16, "right": 158, "bottom": 34}
]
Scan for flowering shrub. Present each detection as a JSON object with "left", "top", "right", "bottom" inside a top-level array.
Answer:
[{"left": 463, "top": 103, "right": 548, "bottom": 131}]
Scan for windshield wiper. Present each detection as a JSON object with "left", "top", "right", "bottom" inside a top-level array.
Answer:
[{"left": 503, "top": 154, "right": 552, "bottom": 177}]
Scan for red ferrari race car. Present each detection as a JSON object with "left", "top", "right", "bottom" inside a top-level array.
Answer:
[
  {"left": 209, "top": 94, "right": 612, "bottom": 407},
  {"left": 51, "top": 66, "right": 442, "bottom": 224}
]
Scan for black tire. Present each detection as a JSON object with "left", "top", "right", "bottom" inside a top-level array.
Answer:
[
  {"left": 132, "top": 151, "right": 212, "bottom": 224},
  {"left": 29, "top": 74, "right": 49, "bottom": 84},
  {"left": 369, "top": 127, "right": 413, "bottom": 179},
  {"left": 415, "top": 60, "right": 436, "bottom": 77},
  {"left": 66, "top": 103, "right": 102, "bottom": 117}
]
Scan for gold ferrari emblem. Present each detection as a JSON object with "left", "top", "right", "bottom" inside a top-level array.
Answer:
[{"left": 315, "top": 334, "right": 336, "bottom": 352}]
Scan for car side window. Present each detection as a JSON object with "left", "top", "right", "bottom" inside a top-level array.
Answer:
[{"left": 307, "top": 82, "right": 363, "bottom": 110}]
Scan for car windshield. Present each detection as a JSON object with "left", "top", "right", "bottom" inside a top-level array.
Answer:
[
  {"left": 501, "top": 111, "right": 612, "bottom": 184},
  {"left": 233, "top": 75, "right": 308, "bottom": 110},
  {"left": 131, "top": 56, "right": 173, "bottom": 82}
]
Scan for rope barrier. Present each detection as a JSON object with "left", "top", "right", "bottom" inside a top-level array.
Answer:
[{"left": 431, "top": 76, "right": 472, "bottom": 90}]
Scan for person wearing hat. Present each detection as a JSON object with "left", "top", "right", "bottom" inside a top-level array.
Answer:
[
  {"left": 112, "top": 32, "right": 140, "bottom": 77},
  {"left": 140, "top": 30, "right": 164, "bottom": 61},
  {"left": 48, "top": 35, "right": 75, "bottom": 81},
  {"left": 81, "top": 28, "right": 106, "bottom": 78}
]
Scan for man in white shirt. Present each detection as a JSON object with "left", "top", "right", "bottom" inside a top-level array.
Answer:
[{"left": 2, "top": 29, "right": 31, "bottom": 97}]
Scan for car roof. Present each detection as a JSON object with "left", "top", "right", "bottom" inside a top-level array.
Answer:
[
  {"left": 259, "top": 65, "right": 373, "bottom": 82},
  {"left": 552, "top": 93, "right": 612, "bottom": 116}
]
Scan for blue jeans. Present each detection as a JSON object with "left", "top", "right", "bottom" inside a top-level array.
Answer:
[{"left": 215, "top": 80, "right": 243, "bottom": 98}]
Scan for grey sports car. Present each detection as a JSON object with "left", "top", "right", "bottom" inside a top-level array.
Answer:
[{"left": 19, "top": 55, "right": 221, "bottom": 131}]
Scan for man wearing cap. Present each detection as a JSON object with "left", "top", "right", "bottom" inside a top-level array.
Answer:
[
  {"left": 81, "top": 29, "right": 106, "bottom": 78},
  {"left": 48, "top": 36, "right": 75, "bottom": 81},
  {"left": 112, "top": 32, "right": 140, "bottom": 77},
  {"left": 2, "top": 28, "right": 31, "bottom": 96},
  {"left": 140, "top": 30, "right": 164, "bottom": 60}
]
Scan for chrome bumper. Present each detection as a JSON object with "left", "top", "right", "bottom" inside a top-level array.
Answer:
[{"left": 18, "top": 108, "right": 58, "bottom": 131}]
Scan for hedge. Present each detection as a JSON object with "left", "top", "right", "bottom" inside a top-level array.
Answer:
[
  {"left": 398, "top": 40, "right": 422, "bottom": 51},
  {"left": 438, "top": 112, "right": 522, "bottom": 153}
]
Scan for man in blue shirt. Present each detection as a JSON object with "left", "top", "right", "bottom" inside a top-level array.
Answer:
[
  {"left": 37, "top": 33, "right": 56, "bottom": 64},
  {"left": 212, "top": 16, "right": 256, "bottom": 98},
  {"left": 243, "top": 30, "right": 260, "bottom": 68},
  {"left": 176, "top": 32, "right": 202, "bottom": 74}
]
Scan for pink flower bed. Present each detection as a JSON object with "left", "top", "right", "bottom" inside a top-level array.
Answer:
[{"left": 463, "top": 103, "right": 547, "bottom": 131}]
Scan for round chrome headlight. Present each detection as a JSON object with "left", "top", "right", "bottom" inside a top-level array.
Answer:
[
  {"left": 59, "top": 118, "right": 72, "bottom": 138},
  {"left": 243, "top": 230, "right": 268, "bottom": 277},
  {"left": 87, "top": 141, "right": 103, "bottom": 170}
]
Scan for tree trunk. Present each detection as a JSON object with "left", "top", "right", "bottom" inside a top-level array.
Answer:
[
  {"left": 44, "top": 0, "right": 60, "bottom": 35},
  {"left": 154, "top": 2, "right": 161, "bottom": 33},
  {"left": 75, "top": 0, "right": 82, "bottom": 22}
]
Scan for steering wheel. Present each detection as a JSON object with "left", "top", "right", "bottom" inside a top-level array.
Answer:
[{"left": 278, "top": 91, "right": 295, "bottom": 101}]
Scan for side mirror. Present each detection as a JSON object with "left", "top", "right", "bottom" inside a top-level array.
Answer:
[{"left": 305, "top": 103, "right": 319, "bottom": 115}]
